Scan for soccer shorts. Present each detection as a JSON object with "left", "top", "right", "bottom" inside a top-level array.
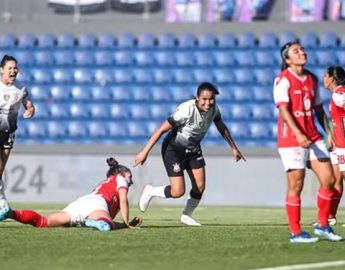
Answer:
[
  {"left": 0, "top": 132, "right": 15, "bottom": 149},
  {"left": 278, "top": 140, "right": 330, "bottom": 171},
  {"left": 330, "top": 148, "right": 345, "bottom": 172}
]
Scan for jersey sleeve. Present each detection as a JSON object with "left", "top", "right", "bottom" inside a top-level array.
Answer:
[
  {"left": 167, "top": 102, "right": 190, "bottom": 127},
  {"left": 332, "top": 92, "right": 345, "bottom": 108},
  {"left": 273, "top": 76, "right": 290, "bottom": 106},
  {"left": 116, "top": 175, "right": 129, "bottom": 191}
]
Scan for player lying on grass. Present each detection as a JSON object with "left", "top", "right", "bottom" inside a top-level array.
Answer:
[{"left": 0, "top": 157, "right": 142, "bottom": 231}]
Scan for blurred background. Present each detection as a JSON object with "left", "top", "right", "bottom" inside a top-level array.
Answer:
[{"left": 1, "top": 0, "right": 344, "bottom": 206}]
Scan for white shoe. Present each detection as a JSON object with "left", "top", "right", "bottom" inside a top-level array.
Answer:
[
  {"left": 314, "top": 225, "right": 343, "bottom": 241},
  {"left": 180, "top": 214, "right": 201, "bottom": 226},
  {"left": 138, "top": 185, "right": 153, "bottom": 212}
]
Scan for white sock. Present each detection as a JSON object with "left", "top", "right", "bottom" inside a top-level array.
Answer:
[
  {"left": 182, "top": 197, "right": 200, "bottom": 216},
  {"left": 0, "top": 178, "right": 6, "bottom": 201},
  {"left": 150, "top": 185, "right": 168, "bottom": 198}
]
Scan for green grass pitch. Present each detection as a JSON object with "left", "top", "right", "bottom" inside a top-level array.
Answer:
[{"left": 1, "top": 204, "right": 345, "bottom": 270}]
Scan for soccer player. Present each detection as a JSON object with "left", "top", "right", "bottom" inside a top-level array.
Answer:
[
  {"left": 323, "top": 65, "right": 345, "bottom": 225},
  {"left": 1, "top": 157, "right": 142, "bottom": 231},
  {"left": 273, "top": 41, "right": 342, "bottom": 243},
  {"left": 134, "top": 82, "right": 246, "bottom": 226},
  {"left": 0, "top": 55, "right": 35, "bottom": 221}
]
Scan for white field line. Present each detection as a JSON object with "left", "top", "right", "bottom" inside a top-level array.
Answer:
[{"left": 252, "top": 260, "right": 345, "bottom": 270}]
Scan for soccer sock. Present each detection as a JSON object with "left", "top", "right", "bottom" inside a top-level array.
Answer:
[
  {"left": 317, "top": 188, "right": 334, "bottom": 227},
  {"left": 285, "top": 195, "right": 301, "bottom": 235},
  {"left": 0, "top": 177, "right": 6, "bottom": 201},
  {"left": 182, "top": 190, "right": 202, "bottom": 217},
  {"left": 330, "top": 188, "right": 343, "bottom": 218},
  {"left": 11, "top": 210, "right": 48, "bottom": 228},
  {"left": 97, "top": 217, "right": 116, "bottom": 230},
  {"left": 150, "top": 185, "right": 171, "bottom": 198}
]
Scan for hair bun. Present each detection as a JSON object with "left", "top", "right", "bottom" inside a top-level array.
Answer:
[{"left": 106, "top": 157, "right": 118, "bottom": 168}]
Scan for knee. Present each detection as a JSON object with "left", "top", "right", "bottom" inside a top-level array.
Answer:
[{"left": 171, "top": 187, "right": 185, "bottom": 198}]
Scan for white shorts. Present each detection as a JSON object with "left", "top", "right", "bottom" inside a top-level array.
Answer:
[
  {"left": 278, "top": 140, "right": 330, "bottom": 171},
  {"left": 62, "top": 194, "right": 108, "bottom": 225},
  {"left": 330, "top": 148, "right": 345, "bottom": 172}
]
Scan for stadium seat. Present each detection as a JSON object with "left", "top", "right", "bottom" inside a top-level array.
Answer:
[
  {"left": 194, "top": 51, "right": 215, "bottom": 66},
  {"left": 146, "top": 121, "right": 160, "bottom": 134},
  {"left": 255, "top": 51, "right": 276, "bottom": 66},
  {"left": 91, "top": 85, "right": 111, "bottom": 101},
  {"left": 157, "top": 33, "right": 177, "bottom": 49},
  {"left": 109, "top": 104, "right": 130, "bottom": 119},
  {"left": 133, "top": 69, "right": 153, "bottom": 83},
  {"left": 319, "top": 32, "right": 339, "bottom": 49},
  {"left": 34, "top": 51, "right": 55, "bottom": 66},
  {"left": 319, "top": 86, "right": 332, "bottom": 102},
  {"left": 253, "top": 68, "right": 273, "bottom": 85},
  {"left": 0, "top": 33, "right": 16, "bottom": 48},
  {"left": 258, "top": 32, "right": 278, "bottom": 49},
  {"left": 107, "top": 121, "right": 128, "bottom": 138},
  {"left": 47, "top": 121, "right": 67, "bottom": 138},
  {"left": 306, "top": 50, "right": 317, "bottom": 66},
  {"left": 279, "top": 31, "right": 298, "bottom": 47},
  {"left": 340, "top": 34, "right": 345, "bottom": 48},
  {"left": 150, "top": 104, "right": 171, "bottom": 120},
  {"left": 217, "top": 33, "right": 237, "bottom": 49},
  {"left": 228, "top": 121, "right": 250, "bottom": 139},
  {"left": 300, "top": 32, "right": 318, "bottom": 49},
  {"left": 315, "top": 50, "right": 336, "bottom": 66},
  {"left": 31, "top": 69, "right": 52, "bottom": 84},
  {"left": 251, "top": 104, "right": 273, "bottom": 120},
  {"left": 71, "top": 85, "right": 91, "bottom": 101},
  {"left": 250, "top": 122, "right": 271, "bottom": 139},
  {"left": 197, "top": 33, "right": 217, "bottom": 49},
  {"left": 69, "top": 103, "right": 89, "bottom": 118},
  {"left": 234, "top": 51, "right": 255, "bottom": 66},
  {"left": 97, "top": 33, "right": 116, "bottom": 49},
  {"left": 57, "top": 33, "right": 75, "bottom": 49},
  {"left": 114, "top": 51, "right": 134, "bottom": 66},
  {"left": 17, "top": 33, "right": 37, "bottom": 49},
  {"left": 130, "top": 104, "right": 150, "bottom": 119},
  {"left": 133, "top": 51, "right": 155, "bottom": 66},
  {"left": 155, "top": 51, "right": 175, "bottom": 66},
  {"left": 171, "top": 85, "right": 194, "bottom": 101},
  {"left": 127, "top": 121, "right": 148, "bottom": 137},
  {"left": 175, "top": 52, "right": 194, "bottom": 66},
  {"left": 237, "top": 32, "right": 257, "bottom": 49},
  {"left": 137, "top": 32, "right": 156, "bottom": 49},
  {"left": 151, "top": 86, "right": 172, "bottom": 101},
  {"left": 16, "top": 71, "right": 31, "bottom": 84},
  {"left": 152, "top": 69, "right": 173, "bottom": 83},
  {"left": 213, "top": 51, "right": 235, "bottom": 66},
  {"left": 232, "top": 85, "right": 252, "bottom": 102},
  {"left": 74, "top": 51, "right": 94, "bottom": 66},
  {"left": 94, "top": 50, "right": 114, "bottom": 66},
  {"left": 15, "top": 51, "right": 34, "bottom": 67},
  {"left": 193, "top": 69, "right": 214, "bottom": 83},
  {"left": 89, "top": 103, "right": 110, "bottom": 119},
  {"left": 117, "top": 32, "right": 136, "bottom": 49},
  {"left": 73, "top": 69, "right": 93, "bottom": 84},
  {"left": 177, "top": 33, "right": 197, "bottom": 49},
  {"left": 50, "top": 85, "right": 71, "bottom": 101},
  {"left": 26, "top": 121, "right": 46, "bottom": 137},
  {"left": 253, "top": 86, "right": 272, "bottom": 102},
  {"left": 88, "top": 121, "right": 108, "bottom": 138},
  {"left": 49, "top": 103, "right": 70, "bottom": 119},
  {"left": 229, "top": 104, "right": 251, "bottom": 120},
  {"left": 52, "top": 68, "right": 74, "bottom": 84},
  {"left": 233, "top": 68, "right": 255, "bottom": 84},
  {"left": 78, "top": 33, "right": 97, "bottom": 49},
  {"left": 30, "top": 85, "right": 50, "bottom": 101},
  {"left": 336, "top": 50, "right": 345, "bottom": 65},
  {"left": 37, "top": 33, "right": 56, "bottom": 49},
  {"left": 212, "top": 68, "right": 234, "bottom": 83},
  {"left": 216, "top": 87, "right": 233, "bottom": 103},
  {"left": 173, "top": 69, "right": 194, "bottom": 84},
  {"left": 33, "top": 102, "right": 49, "bottom": 119},
  {"left": 67, "top": 121, "right": 88, "bottom": 138},
  {"left": 94, "top": 68, "right": 114, "bottom": 85},
  {"left": 110, "top": 86, "right": 131, "bottom": 101},
  {"left": 54, "top": 51, "right": 75, "bottom": 66},
  {"left": 130, "top": 85, "right": 152, "bottom": 101}
]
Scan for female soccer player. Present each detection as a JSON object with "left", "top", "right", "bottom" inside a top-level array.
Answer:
[
  {"left": 134, "top": 82, "right": 246, "bottom": 226},
  {"left": 0, "top": 55, "right": 35, "bottom": 221},
  {"left": 2, "top": 157, "right": 142, "bottom": 231},
  {"left": 323, "top": 65, "right": 345, "bottom": 225},
  {"left": 273, "top": 42, "right": 342, "bottom": 243}
]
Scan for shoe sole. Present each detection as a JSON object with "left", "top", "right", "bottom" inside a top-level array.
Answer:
[{"left": 138, "top": 185, "right": 152, "bottom": 213}]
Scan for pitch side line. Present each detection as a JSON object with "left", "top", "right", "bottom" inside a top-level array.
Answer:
[{"left": 252, "top": 260, "right": 345, "bottom": 270}]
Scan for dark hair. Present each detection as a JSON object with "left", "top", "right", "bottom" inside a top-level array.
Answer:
[
  {"left": 197, "top": 82, "right": 219, "bottom": 96},
  {"left": 325, "top": 65, "right": 345, "bottom": 86},
  {"left": 280, "top": 41, "right": 300, "bottom": 70},
  {"left": 106, "top": 157, "right": 131, "bottom": 177},
  {"left": 1, "top": 55, "right": 17, "bottom": 68}
]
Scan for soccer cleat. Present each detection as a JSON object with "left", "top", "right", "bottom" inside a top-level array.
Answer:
[
  {"left": 0, "top": 201, "right": 12, "bottom": 221},
  {"left": 289, "top": 231, "right": 319, "bottom": 243},
  {"left": 180, "top": 214, "right": 201, "bottom": 226},
  {"left": 314, "top": 225, "right": 343, "bottom": 241},
  {"left": 82, "top": 219, "right": 111, "bottom": 232},
  {"left": 138, "top": 184, "right": 154, "bottom": 212}
]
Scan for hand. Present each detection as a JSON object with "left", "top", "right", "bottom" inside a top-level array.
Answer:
[
  {"left": 134, "top": 151, "right": 148, "bottom": 167},
  {"left": 232, "top": 148, "right": 246, "bottom": 162},
  {"left": 128, "top": 217, "right": 143, "bottom": 227},
  {"left": 296, "top": 133, "right": 312, "bottom": 148},
  {"left": 327, "top": 134, "right": 335, "bottom": 152},
  {"left": 23, "top": 108, "right": 34, "bottom": 119}
]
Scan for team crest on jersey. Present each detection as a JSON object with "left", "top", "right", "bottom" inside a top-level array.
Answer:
[
  {"left": 3, "top": 94, "right": 10, "bottom": 101},
  {"left": 172, "top": 162, "right": 181, "bottom": 173}
]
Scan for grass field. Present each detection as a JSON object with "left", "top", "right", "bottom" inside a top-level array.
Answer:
[{"left": 1, "top": 204, "right": 345, "bottom": 270}]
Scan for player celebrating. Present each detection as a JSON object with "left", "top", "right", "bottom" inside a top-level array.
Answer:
[
  {"left": 274, "top": 41, "right": 342, "bottom": 243},
  {"left": 0, "top": 55, "right": 35, "bottom": 221},
  {"left": 1, "top": 157, "right": 142, "bottom": 231},
  {"left": 134, "top": 82, "right": 246, "bottom": 226},
  {"left": 323, "top": 65, "right": 345, "bottom": 225}
]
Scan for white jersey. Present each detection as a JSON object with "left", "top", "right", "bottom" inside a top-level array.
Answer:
[
  {"left": 167, "top": 99, "right": 221, "bottom": 149},
  {"left": 0, "top": 82, "right": 28, "bottom": 132}
]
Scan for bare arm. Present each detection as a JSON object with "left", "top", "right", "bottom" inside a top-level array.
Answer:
[
  {"left": 22, "top": 99, "right": 35, "bottom": 119},
  {"left": 118, "top": 188, "right": 130, "bottom": 227},
  {"left": 314, "top": 105, "right": 334, "bottom": 149},
  {"left": 214, "top": 119, "right": 246, "bottom": 161},
  {"left": 134, "top": 120, "right": 173, "bottom": 166}
]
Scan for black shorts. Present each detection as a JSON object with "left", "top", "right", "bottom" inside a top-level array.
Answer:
[
  {"left": 0, "top": 132, "right": 15, "bottom": 150},
  {"left": 161, "top": 139, "right": 205, "bottom": 177}
]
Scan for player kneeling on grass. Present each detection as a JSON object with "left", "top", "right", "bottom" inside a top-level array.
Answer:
[{"left": 0, "top": 157, "right": 142, "bottom": 231}]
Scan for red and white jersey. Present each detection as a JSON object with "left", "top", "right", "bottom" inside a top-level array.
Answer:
[
  {"left": 329, "top": 85, "right": 345, "bottom": 147},
  {"left": 91, "top": 175, "right": 129, "bottom": 219},
  {"left": 273, "top": 68, "right": 323, "bottom": 147}
]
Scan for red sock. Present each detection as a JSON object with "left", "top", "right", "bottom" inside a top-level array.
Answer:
[
  {"left": 98, "top": 217, "right": 116, "bottom": 230},
  {"left": 317, "top": 188, "right": 334, "bottom": 227},
  {"left": 286, "top": 196, "right": 301, "bottom": 235},
  {"left": 330, "top": 188, "right": 343, "bottom": 218},
  {"left": 12, "top": 210, "right": 48, "bottom": 228}
]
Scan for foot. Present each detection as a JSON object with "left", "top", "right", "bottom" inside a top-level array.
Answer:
[
  {"left": 289, "top": 231, "right": 319, "bottom": 243},
  {"left": 0, "top": 200, "right": 12, "bottom": 221},
  {"left": 180, "top": 214, "right": 201, "bottom": 226},
  {"left": 314, "top": 225, "right": 343, "bottom": 241},
  {"left": 138, "top": 185, "right": 154, "bottom": 212},
  {"left": 82, "top": 219, "right": 111, "bottom": 232}
]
